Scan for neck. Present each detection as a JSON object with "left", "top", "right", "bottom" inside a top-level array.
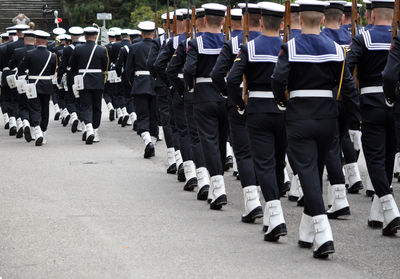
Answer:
[
  {"left": 324, "top": 22, "right": 340, "bottom": 29},
  {"left": 374, "top": 20, "right": 392, "bottom": 26},
  {"left": 205, "top": 25, "right": 221, "bottom": 33},
  {"left": 37, "top": 44, "right": 46, "bottom": 47},
  {"left": 249, "top": 26, "right": 260, "bottom": 32},
  {"left": 301, "top": 25, "right": 321, "bottom": 35},
  {"left": 25, "top": 42, "right": 34, "bottom": 46},
  {"left": 262, "top": 29, "right": 279, "bottom": 37}
]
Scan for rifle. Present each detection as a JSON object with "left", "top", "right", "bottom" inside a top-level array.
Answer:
[
  {"left": 242, "top": 1, "right": 249, "bottom": 106},
  {"left": 283, "top": 0, "right": 291, "bottom": 43},
  {"left": 392, "top": 0, "right": 400, "bottom": 39},
  {"left": 173, "top": 0, "right": 177, "bottom": 37},
  {"left": 155, "top": 0, "right": 159, "bottom": 38},
  {"left": 167, "top": 0, "right": 171, "bottom": 38},
  {"left": 224, "top": 1, "right": 232, "bottom": 41},
  {"left": 186, "top": 0, "right": 190, "bottom": 39},
  {"left": 351, "top": 0, "right": 359, "bottom": 37},
  {"left": 191, "top": 1, "right": 196, "bottom": 39}
]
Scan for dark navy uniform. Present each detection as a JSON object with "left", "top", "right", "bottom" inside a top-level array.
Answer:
[
  {"left": 211, "top": 30, "right": 261, "bottom": 191},
  {"left": 272, "top": 33, "right": 359, "bottom": 217},
  {"left": 70, "top": 40, "right": 109, "bottom": 130},
  {"left": 227, "top": 34, "right": 286, "bottom": 203},
  {"left": 19, "top": 45, "right": 57, "bottom": 132}
]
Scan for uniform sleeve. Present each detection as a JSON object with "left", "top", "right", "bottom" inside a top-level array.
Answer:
[
  {"left": 226, "top": 45, "right": 248, "bottom": 110},
  {"left": 18, "top": 52, "right": 29, "bottom": 75},
  {"left": 211, "top": 41, "right": 234, "bottom": 96},
  {"left": 50, "top": 53, "right": 57, "bottom": 75},
  {"left": 166, "top": 43, "right": 186, "bottom": 96},
  {"left": 154, "top": 40, "right": 174, "bottom": 87},
  {"left": 146, "top": 40, "right": 159, "bottom": 79},
  {"left": 102, "top": 47, "right": 109, "bottom": 73},
  {"left": 57, "top": 47, "right": 69, "bottom": 82},
  {"left": 183, "top": 40, "right": 198, "bottom": 91},
  {"left": 69, "top": 48, "right": 78, "bottom": 76},
  {"left": 115, "top": 47, "right": 125, "bottom": 76},
  {"left": 271, "top": 44, "right": 291, "bottom": 108},
  {"left": 8, "top": 50, "right": 18, "bottom": 69},
  {"left": 382, "top": 35, "right": 400, "bottom": 104},
  {"left": 346, "top": 35, "right": 364, "bottom": 75},
  {"left": 125, "top": 47, "right": 135, "bottom": 85}
]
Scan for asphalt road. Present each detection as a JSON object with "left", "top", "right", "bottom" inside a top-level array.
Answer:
[{"left": 0, "top": 104, "right": 399, "bottom": 279}]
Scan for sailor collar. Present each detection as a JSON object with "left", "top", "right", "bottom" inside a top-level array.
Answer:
[
  {"left": 196, "top": 33, "right": 225, "bottom": 55},
  {"left": 247, "top": 35, "right": 282, "bottom": 62},
  {"left": 361, "top": 26, "right": 392, "bottom": 50}
]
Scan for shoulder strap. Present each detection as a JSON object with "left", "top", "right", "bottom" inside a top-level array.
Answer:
[
  {"left": 70, "top": 45, "right": 75, "bottom": 50},
  {"left": 83, "top": 44, "right": 97, "bottom": 78},
  {"left": 336, "top": 47, "right": 347, "bottom": 100},
  {"left": 35, "top": 51, "right": 52, "bottom": 85},
  {"left": 124, "top": 45, "right": 129, "bottom": 53}
]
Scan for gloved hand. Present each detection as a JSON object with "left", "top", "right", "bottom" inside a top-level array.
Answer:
[{"left": 348, "top": 129, "right": 362, "bottom": 151}]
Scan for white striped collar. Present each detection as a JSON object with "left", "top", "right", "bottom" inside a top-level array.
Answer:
[
  {"left": 248, "top": 40, "right": 278, "bottom": 63},
  {"left": 196, "top": 36, "right": 221, "bottom": 55},
  {"left": 362, "top": 30, "right": 391, "bottom": 51},
  {"left": 232, "top": 36, "right": 240, "bottom": 55}
]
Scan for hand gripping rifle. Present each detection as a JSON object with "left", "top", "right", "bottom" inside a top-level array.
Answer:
[
  {"left": 191, "top": 1, "right": 196, "bottom": 40},
  {"left": 242, "top": 1, "right": 250, "bottom": 106},
  {"left": 224, "top": 1, "right": 232, "bottom": 41},
  {"left": 283, "top": 0, "right": 291, "bottom": 44}
]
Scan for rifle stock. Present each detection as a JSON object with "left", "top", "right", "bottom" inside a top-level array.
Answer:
[
  {"left": 191, "top": 4, "right": 196, "bottom": 40},
  {"left": 242, "top": 2, "right": 249, "bottom": 106},
  {"left": 225, "top": 5, "right": 232, "bottom": 40},
  {"left": 283, "top": 0, "right": 291, "bottom": 43},
  {"left": 166, "top": 0, "right": 171, "bottom": 38},
  {"left": 393, "top": 0, "right": 400, "bottom": 39},
  {"left": 351, "top": 0, "right": 359, "bottom": 37}
]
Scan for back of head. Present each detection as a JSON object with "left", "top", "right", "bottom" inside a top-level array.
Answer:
[
  {"left": 324, "top": 8, "right": 343, "bottom": 25},
  {"left": 300, "top": 11, "right": 324, "bottom": 27}
]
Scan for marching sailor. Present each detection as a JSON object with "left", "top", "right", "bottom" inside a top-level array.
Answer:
[
  {"left": 271, "top": 0, "right": 359, "bottom": 258},
  {"left": 103, "top": 30, "right": 117, "bottom": 121},
  {"left": 19, "top": 30, "right": 57, "bottom": 146},
  {"left": 69, "top": 26, "right": 109, "bottom": 144}
]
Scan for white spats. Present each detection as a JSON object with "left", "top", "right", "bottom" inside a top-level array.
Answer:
[
  {"left": 298, "top": 213, "right": 314, "bottom": 248},
  {"left": 326, "top": 184, "right": 350, "bottom": 218},
  {"left": 22, "top": 119, "right": 30, "bottom": 128},
  {"left": 210, "top": 175, "right": 227, "bottom": 209},
  {"left": 183, "top": 160, "right": 197, "bottom": 180},
  {"left": 368, "top": 194, "right": 384, "bottom": 227},
  {"left": 93, "top": 129, "right": 100, "bottom": 143},
  {"left": 107, "top": 102, "right": 114, "bottom": 111},
  {"left": 158, "top": 126, "right": 164, "bottom": 140},
  {"left": 312, "top": 214, "right": 335, "bottom": 258},
  {"left": 33, "top": 126, "right": 43, "bottom": 146},
  {"left": 54, "top": 103, "right": 60, "bottom": 114},
  {"left": 284, "top": 167, "right": 290, "bottom": 184},
  {"left": 3, "top": 113, "right": 9, "bottom": 125},
  {"left": 116, "top": 108, "right": 123, "bottom": 120},
  {"left": 344, "top": 162, "right": 362, "bottom": 187},
  {"left": 264, "top": 200, "right": 287, "bottom": 241},
  {"left": 327, "top": 184, "right": 334, "bottom": 207},
  {"left": 141, "top": 131, "right": 151, "bottom": 146},
  {"left": 288, "top": 174, "right": 301, "bottom": 201},
  {"left": 380, "top": 194, "right": 400, "bottom": 233},
  {"left": 394, "top": 152, "right": 400, "bottom": 174},
  {"left": 167, "top": 147, "right": 176, "bottom": 167},
  {"left": 16, "top": 117, "right": 22, "bottom": 130},
  {"left": 9, "top": 116, "right": 16, "bottom": 128},
  {"left": 226, "top": 141, "right": 233, "bottom": 158},
  {"left": 242, "top": 186, "right": 262, "bottom": 223},
  {"left": 175, "top": 150, "right": 183, "bottom": 167},
  {"left": 197, "top": 167, "right": 210, "bottom": 189}
]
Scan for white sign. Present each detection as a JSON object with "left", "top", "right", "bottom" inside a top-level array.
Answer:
[{"left": 97, "top": 13, "right": 112, "bottom": 20}]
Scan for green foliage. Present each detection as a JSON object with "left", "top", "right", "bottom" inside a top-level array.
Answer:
[{"left": 130, "top": 6, "right": 155, "bottom": 29}]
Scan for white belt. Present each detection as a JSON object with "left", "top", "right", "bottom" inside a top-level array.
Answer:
[
  {"left": 2, "top": 67, "right": 10, "bottom": 71},
  {"left": 196, "top": 77, "right": 212, "bottom": 83},
  {"left": 79, "top": 69, "right": 102, "bottom": 73},
  {"left": 178, "top": 73, "right": 184, "bottom": 79},
  {"left": 135, "top": 71, "right": 150, "bottom": 76},
  {"left": 29, "top": 76, "right": 53, "bottom": 80},
  {"left": 360, "top": 86, "right": 383, "bottom": 94},
  {"left": 67, "top": 67, "right": 71, "bottom": 71},
  {"left": 249, "top": 91, "right": 274, "bottom": 98},
  {"left": 290, "top": 90, "right": 333, "bottom": 99}
]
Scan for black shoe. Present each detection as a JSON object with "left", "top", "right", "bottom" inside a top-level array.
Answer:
[
  {"left": 86, "top": 134, "right": 94, "bottom": 145},
  {"left": 144, "top": 142, "right": 155, "bottom": 158},
  {"left": 313, "top": 241, "right": 335, "bottom": 259},
  {"left": 288, "top": 195, "right": 299, "bottom": 202},
  {"left": 394, "top": 172, "right": 399, "bottom": 178},
  {"left": 109, "top": 109, "right": 115, "bottom": 121},
  {"left": 121, "top": 115, "right": 129, "bottom": 127},
  {"left": 4, "top": 122, "right": 9, "bottom": 129},
  {"left": 62, "top": 114, "right": 70, "bottom": 127},
  {"left": 368, "top": 219, "right": 383, "bottom": 229},
  {"left": 366, "top": 190, "right": 375, "bottom": 197},
  {"left": 54, "top": 111, "right": 60, "bottom": 121},
  {"left": 298, "top": 240, "right": 313, "bottom": 249},
  {"left": 133, "top": 121, "right": 138, "bottom": 131},
  {"left": 233, "top": 171, "right": 238, "bottom": 177},
  {"left": 177, "top": 164, "right": 186, "bottom": 182},
  {"left": 242, "top": 206, "right": 263, "bottom": 223},
  {"left": 82, "top": 131, "right": 87, "bottom": 141},
  {"left": 264, "top": 223, "right": 287, "bottom": 242},
  {"left": 184, "top": 177, "right": 198, "bottom": 191},
  {"left": 236, "top": 174, "right": 240, "bottom": 180},
  {"left": 280, "top": 181, "right": 291, "bottom": 197},
  {"left": 210, "top": 194, "right": 227, "bottom": 210},
  {"left": 224, "top": 155, "right": 233, "bottom": 171},
  {"left": 197, "top": 185, "right": 209, "bottom": 201},
  {"left": 327, "top": 206, "right": 351, "bottom": 219},
  {"left": 118, "top": 116, "right": 122, "bottom": 125},
  {"left": 71, "top": 119, "right": 79, "bottom": 133},
  {"left": 167, "top": 163, "right": 177, "bottom": 174},
  {"left": 35, "top": 137, "right": 43, "bottom": 146},
  {"left": 382, "top": 217, "right": 400, "bottom": 236},
  {"left": 9, "top": 126, "right": 17, "bottom": 136},
  {"left": 297, "top": 196, "right": 304, "bottom": 207},
  {"left": 348, "top": 181, "right": 363, "bottom": 194},
  {"left": 157, "top": 136, "right": 162, "bottom": 142},
  {"left": 24, "top": 126, "right": 32, "bottom": 143},
  {"left": 16, "top": 127, "right": 23, "bottom": 138}
]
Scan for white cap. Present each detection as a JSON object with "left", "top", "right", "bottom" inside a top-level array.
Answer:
[
  {"left": 22, "top": 30, "right": 35, "bottom": 37},
  {"left": 158, "top": 27, "right": 165, "bottom": 36},
  {"left": 238, "top": 2, "right": 262, "bottom": 14},
  {"left": 109, "top": 27, "right": 122, "bottom": 35},
  {"left": 344, "top": 2, "right": 362, "bottom": 8},
  {"left": 14, "top": 24, "right": 30, "bottom": 31},
  {"left": 108, "top": 31, "right": 116, "bottom": 37},
  {"left": 1, "top": 33, "right": 9, "bottom": 38},
  {"left": 131, "top": 29, "right": 141, "bottom": 36},
  {"left": 371, "top": 0, "right": 394, "bottom": 9},
  {"left": 121, "top": 29, "right": 131, "bottom": 35},
  {"left": 257, "top": 2, "right": 285, "bottom": 16},
  {"left": 78, "top": 36, "right": 86, "bottom": 43},
  {"left": 161, "top": 11, "right": 177, "bottom": 20},
  {"left": 295, "top": 0, "right": 330, "bottom": 12},
  {"left": 83, "top": 26, "right": 99, "bottom": 34},
  {"left": 201, "top": 3, "right": 227, "bottom": 16},
  {"left": 53, "top": 27, "right": 66, "bottom": 35},
  {"left": 64, "top": 34, "right": 72, "bottom": 40},
  {"left": 7, "top": 30, "right": 17, "bottom": 35},
  {"left": 56, "top": 34, "right": 68, "bottom": 40},
  {"left": 34, "top": 30, "right": 51, "bottom": 39},
  {"left": 68, "top": 26, "right": 84, "bottom": 35},
  {"left": 138, "top": 21, "right": 156, "bottom": 31},
  {"left": 230, "top": 8, "right": 243, "bottom": 20}
]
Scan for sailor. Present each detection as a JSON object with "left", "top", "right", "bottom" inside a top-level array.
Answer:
[
  {"left": 348, "top": 0, "right": 400, "bottom": 236},
  {"left": 47, "top": 27, "right": 66, "bottom": 52},
  {"left": 154, "top": 10, "right": 193, "bottom": 185},
  {"left": 69, "top": 26, "right": 109, "bottom": 144},
  {"left": 184, "top": 3, "right": 229, "bottom": 210},
  {"left": 319, "top": 1, "right": 356, "bottom": 218},
  {"left": 126, "top": 21, "right": 158, "bottom": 158},
  {"left": 18, "top": 30, "right": 57, "bottom": 146},
  {"left": 0, "top": 32, "right": 10, "bottom": 44},
  {"left": 341, "top": 2, "right": 363, "bottom": 34},
  {"left": 103, "top": 30, "right": 117, "bottom": 121},
  {"left": 57, "top": 26, "right": 84, "bottom": 131},
  {"left": 271, "top": 0, "right": 359, "bottom": 258},
  {"left": 8, "top": 29, "right": 36, "bottom": 141},
  {"left": 227, "top": 1, "right": 289, "bottom": 240},
  {"left": 130, "top": 30, "right": 142, "bottom": 41},
  {"left": 290, "top": 3, "right": 302, "bottom": 38},
  {"left": 364, "top": 0, "right": 374, "bottom": 31},
  {"left": 115, "top": 29, "right": 137, "bottom": 128},
  {"left": 166, "top": 8, "right": 213, "bottom": 200},
  {"left": 147, "top": 11, "right": 178, "bottom": 174},
  {"left": 211, "top": 3, "right": 263, "bottom": 221},
  {"left": 2, "top": 24, "right": 29, "bottom": 136}
]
